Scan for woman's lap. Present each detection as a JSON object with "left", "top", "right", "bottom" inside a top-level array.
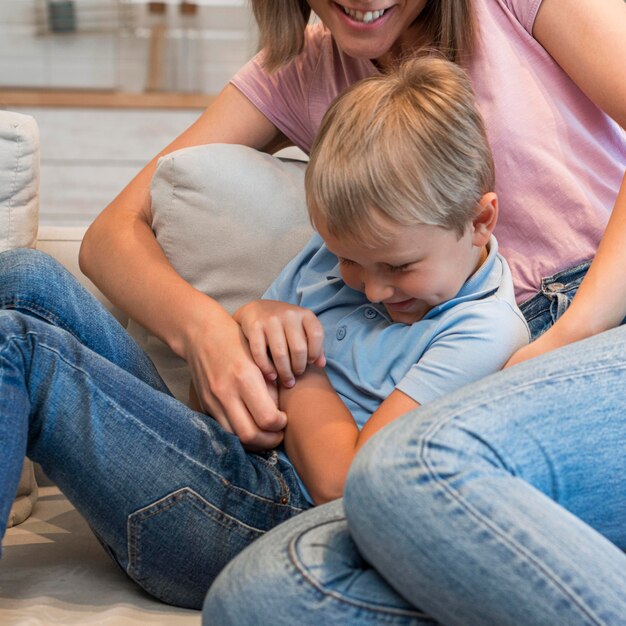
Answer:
[
  {"left": 204, "top": 499, "right": 435, "bottom": 625},
  {"left": 0, "top": 249, "right": 310, "bottom": 608}
]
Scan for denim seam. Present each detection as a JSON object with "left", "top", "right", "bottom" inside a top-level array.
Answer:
[
  {"left": 418, "top": 364, "right": 625, "bottom": 626},
  {"left": 1, "top": 298, "right": 80, "bottom": 341},
  {"left": 288, "top": 518, "right": 431, "bottom": 619},
  {"left": 127, "top": 487, "right": 267, "bottom": 576},
  {"left": 97, "top": 378, "right": 307, "bottom": 513},
  {"left": 259, "top": 453, "right": 298, "bottom": 507}
]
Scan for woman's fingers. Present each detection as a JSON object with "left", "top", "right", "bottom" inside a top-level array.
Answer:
[{"left": 186, "top": 317, "right": 286, "bottom": 447}]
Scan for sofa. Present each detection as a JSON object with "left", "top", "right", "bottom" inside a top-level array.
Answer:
[{"left": 0, "top": 110, "right": 312, "bottom": 624}]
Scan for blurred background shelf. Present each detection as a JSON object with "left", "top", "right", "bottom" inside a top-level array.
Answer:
[
  {"left": 0, "top": 0, "right": 259, "bottom": 94},
  {"left": 0, "top": 89, "right": 215, "bottom": 108},
  {"left": 0, "top": 1, "right": 259, "bottom": 229}
]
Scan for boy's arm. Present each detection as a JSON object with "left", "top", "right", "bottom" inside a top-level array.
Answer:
[
  {"left": 280, "top": 367, "right": 418, "bottom": 504},
  {"left": 282, "top": 301, "right": 529, "bottom": 504}
]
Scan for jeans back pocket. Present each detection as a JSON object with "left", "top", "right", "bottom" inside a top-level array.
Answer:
[{"left": 127, "top": 487, "right": 265, "bottom": 609}]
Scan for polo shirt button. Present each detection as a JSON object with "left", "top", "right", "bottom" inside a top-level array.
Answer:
[
  {"left": 364, "top": 308, "right": 377, "bottom": 319},
  {"left": 336, "top": 326, "right": 347, "bottom": 340}
]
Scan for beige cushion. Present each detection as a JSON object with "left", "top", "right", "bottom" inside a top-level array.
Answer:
[
  {"left": 129, "top": 143, "right": 313, "bottom": 402},
  {"left": 151, "top": 143, "right": 312, "bottom": 314},
  {"left": 0, "top": 111, "right": 40, "bottom": 252},
  {"left": 6, "top": 460, "right": 38, "bottom": 528}
]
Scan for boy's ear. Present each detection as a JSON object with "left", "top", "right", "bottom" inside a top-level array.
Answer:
[{"left": 471, "top": 192, "right": 498, "bottom": 246}]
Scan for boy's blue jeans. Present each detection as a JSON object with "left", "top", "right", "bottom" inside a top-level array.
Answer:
[
  {"left": 204, "top": 259, "right": 626, "bottom": 625},
  {"left": 0, "top": 248, "right": 311, "bottom": 609}
]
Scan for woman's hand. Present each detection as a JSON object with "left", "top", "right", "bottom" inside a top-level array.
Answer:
[
  {"left": 184, "top": 304, "right": 287, "bottom": 450},
  {"left": 504, "top": 327, "right": 573, "bottom": 368},
  {"left": 234, "top": 300, "right": 326, "bottom": 388}
]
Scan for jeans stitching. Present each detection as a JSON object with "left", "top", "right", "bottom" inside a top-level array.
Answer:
[
  {"left": 127, "top": 487, "right": 269, "bottom": 577},
  {"left": 1, "top": 298, "right": 80, "bottom": 341},
  {"left": 259, "top": 452, "right": 300, "bottom": 507},
  {"left": 288, "top": 517, "right": 431, "bottom": 619},
  {"left": 418, "top": 363, "right": 626, "bottom": 626}
]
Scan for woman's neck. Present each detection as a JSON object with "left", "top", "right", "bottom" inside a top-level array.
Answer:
[{"left": 373, "top": 18, "right": 431, "bottom": 72}]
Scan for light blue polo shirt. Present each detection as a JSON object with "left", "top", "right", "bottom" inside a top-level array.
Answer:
[{"left": 264, "top": 233, "right": 529, "bottom": 502}]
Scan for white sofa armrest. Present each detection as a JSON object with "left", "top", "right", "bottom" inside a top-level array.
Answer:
[{"left": 0, "top": 111, "right": 40, "bottom": 252}]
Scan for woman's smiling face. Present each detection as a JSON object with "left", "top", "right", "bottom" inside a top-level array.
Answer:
[{"left": 307, "top": 0, "right": 429, "bottom": 66}]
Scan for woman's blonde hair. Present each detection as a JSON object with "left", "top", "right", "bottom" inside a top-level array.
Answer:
[
  {"left": 305, "top": 56, "right": 494, "bottom": 245},
  {"left": 251, "top": 0, "right": 475, "bottom": 71}
]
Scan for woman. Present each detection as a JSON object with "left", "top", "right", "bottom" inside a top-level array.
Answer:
[{"left": 83, "top": 0, "right": 624, "bottom": 621}]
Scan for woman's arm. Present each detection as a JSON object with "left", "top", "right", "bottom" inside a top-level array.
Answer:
[
  {"left": 280, "top": 367, "right": 418, "bottom": 504},
  {"left": 79, "top": 84, "right": 291, "bottom": 448},
  {"left": 533, "top": 0, "right": 626, "bottom": 129},
  {"left": 506, "top": 0, "right": 626, "bottom": 366}
]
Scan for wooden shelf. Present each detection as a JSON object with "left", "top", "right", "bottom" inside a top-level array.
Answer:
[{"left": 0, "top": 89, "right": 215, "bottom": 109}]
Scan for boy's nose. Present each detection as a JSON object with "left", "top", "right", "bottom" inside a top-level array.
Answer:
[{"left": 363, "top": 278, "right": 393, "bottom": 303}]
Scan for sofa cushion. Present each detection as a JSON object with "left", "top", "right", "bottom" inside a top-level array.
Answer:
[
  {"left": 151, "top": 143, "right": 312, "bottom": 315},
  {"left": 0, "top": 111, "right": 40, "bottom": 252},
  {"left": 131, "top": 143, "right": 313, "bottom": 402}
]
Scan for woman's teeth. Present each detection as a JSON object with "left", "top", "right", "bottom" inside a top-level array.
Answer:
[{"left": 342, "top": 7, "right": 387, "bottom": 23}]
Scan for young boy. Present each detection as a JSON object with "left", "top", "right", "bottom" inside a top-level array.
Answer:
[{"left": 233, "top": 56, "right": 529, "bottom": 504}]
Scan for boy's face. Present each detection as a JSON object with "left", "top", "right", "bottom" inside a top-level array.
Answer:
[{"left": 317, "top": 212, "right": 489, "bottom": 324}]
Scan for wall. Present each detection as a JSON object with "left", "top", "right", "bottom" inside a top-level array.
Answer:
[{"left": 0, "top": 0, "right": 258, "bottom": 93}]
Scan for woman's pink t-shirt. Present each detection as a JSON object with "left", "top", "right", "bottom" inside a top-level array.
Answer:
[{"left": 231, "top": 0, "right": 625, "bottom": 303}]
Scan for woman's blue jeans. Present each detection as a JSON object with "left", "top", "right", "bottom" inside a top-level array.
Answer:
[
  {"left": 0, "top": 248, "right": 311, "bottom": 609},
  {"left": 204, "top": 260, "right": 626, "bottom": 625}
]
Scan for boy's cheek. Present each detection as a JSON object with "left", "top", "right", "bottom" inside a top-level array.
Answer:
[{"left": 340, "top": 270, "right": 362, "bottom": 293}]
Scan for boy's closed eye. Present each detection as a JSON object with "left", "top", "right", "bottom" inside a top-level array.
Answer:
[
  {"left": 385, "top": 263, "right": 414, "bottom": 273},
  {"left": 338, "top": 257, "right": 415, "bottom": 273},
  {"left": 338, "top": 257, "right": 356, "bottom": 267}
]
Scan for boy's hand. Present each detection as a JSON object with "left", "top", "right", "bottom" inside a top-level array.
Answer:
[{"left": 234, "top": 300, "right": 326, "bottom": 387}]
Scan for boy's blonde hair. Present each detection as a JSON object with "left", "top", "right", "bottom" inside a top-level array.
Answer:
[
  {"left": 305, "top": 56, "right": 495, "bottom": 245},
  {"left": 251, "top": 0, "right": 475, "bottom": 71}
]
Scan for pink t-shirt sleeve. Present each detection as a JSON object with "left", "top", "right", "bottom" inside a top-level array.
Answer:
[
  {"left": 231, "top": 26, "right": 325, "bottom": 153},
  {"left": 500, "top": 0, "right": 543, "bottom": 34},
  {"left": 231, "top": 22, "right": 377, "bottom": 154}
]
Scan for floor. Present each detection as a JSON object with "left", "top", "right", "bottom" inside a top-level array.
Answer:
[
  {"left": 3, "top": 105, "right": 202, "bottom": 227},
  {"left": 1, "top": 487, "right": 200, "bottom": 625}
]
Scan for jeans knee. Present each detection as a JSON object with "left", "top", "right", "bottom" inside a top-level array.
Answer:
[
  {"left": 0, "top": 309, "right": 32, "bottom": 338},
  {"left": 0, "top": 247, "right": 54, "bottom": 272},
  {"left": 0, "top": 248, "right": 64, "bottom": 298},
  {"left": 345, "top": 412, "right": 505, "bottom": 545}
]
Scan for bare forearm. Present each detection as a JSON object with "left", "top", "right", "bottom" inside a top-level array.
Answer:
[
  {"left": 81, "top": 199, "right": 230, "bottom": 358},
  {"left": 280, "top": 368, "right": 418, "bottom": 504},
  {"left": 280, "top": 369, "right": 359, "bottom": 504},
  {"left": 553, "top": 172, "right": 626, "bottom": 340}
]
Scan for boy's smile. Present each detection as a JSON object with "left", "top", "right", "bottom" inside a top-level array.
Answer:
[{"left": 316, "top": 210, "right": 491, "bottom": 324}]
